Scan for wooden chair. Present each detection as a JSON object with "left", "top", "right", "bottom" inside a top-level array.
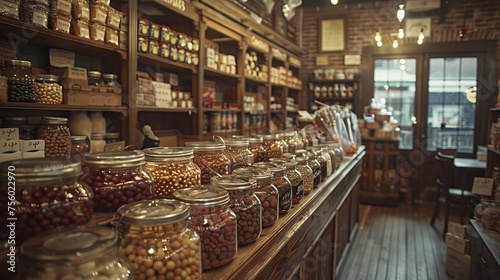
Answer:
[{"left": 430, "top": 152, "right": 476, "bottom": 239}]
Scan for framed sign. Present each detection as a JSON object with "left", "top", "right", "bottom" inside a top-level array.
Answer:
[{"left": 319, "top": 18, "right": 345, "bottom": 52}]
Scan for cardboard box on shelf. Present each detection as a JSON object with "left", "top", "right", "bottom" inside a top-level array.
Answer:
[
  {"left": 63, "top": 89, "right": 105, "bottom": 106},
  {"left": 152, "top": 81, "right": 172, "bottom": 108},
  {"left": 22, "top": 150, "right": 45, "bottom": 159},
  {"left": 445, "top": 248, "right": 470, "bottom": 280},
  {"left": 50, "top": 67, "right": 88, "bottom": 80},
  {"left": 0, "top": 128, "right": 19, "bottom": 140},
  {"left": 448, "top": 222, "right": 468, "bottom": 239},
  {"left": 0, "top": 151, "right": 22, "bottom": 163},
  {"left": 19, "top": 139, "right": 45, "bottom": 152},
  {"left": 104, "top": 91, "right": 122, "bottom": 106},
  {"left": 445, "top": 233, "right": 470, "bottom": 254}
]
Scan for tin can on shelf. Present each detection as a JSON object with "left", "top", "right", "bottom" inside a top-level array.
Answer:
[
  {"left": 0, "top": 158, "right": 94, "bottom": 240},
  {"left": 173, "top": 186, "right": 237, "bottom": 270},
  {"left": 144, "top": 147, "right": 201, "bottom": 198},
  {"left": 117, "top": 199, "right": 202, "bottom": 279},
  {"left": 82, "top": 151, "right": 155, "bottom": 211},
  {"left": 19, "top": 226, "right": 131, "bottom": 279}
]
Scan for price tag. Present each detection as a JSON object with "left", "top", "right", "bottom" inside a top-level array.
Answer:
[
  {"left": 104, "top": 141, "right": 125, "bottom": 152},
  {"left": 471, "top": 177, "right": 494, "bottom": 196}
]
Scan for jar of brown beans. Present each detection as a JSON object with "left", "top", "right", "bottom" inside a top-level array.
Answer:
[
  {"left": 304, "top": 152, "right": 321, "bottom": 189},
  {"left": 255, "top": 164, "right": 292, "bottom": 216},
  {"left": 172, "top": 186, "right": 237, "bottom": 270},
  {"left": 233, "top": 167, "right": 279, "bottom": 228},
  {"left": 210, "top": 175, "right": 262, "bottom": 246},
  {"left": 296, "top": 157, "right": 314, "bottom": 195},
  {"left": 223, "top": 139, "right": 254, "bottom": 173},
  {"left": 247, "top": 136, "right": 266, "bottom": 164},
  {"left": 260, "top": 134, "right": 283, "bottom": 161},
  {"left": 319, "top": 145, "right": 333, "bottom": 177},
  {"left": 308, "top": 147, "right": 327, "bottom": 183},
  {"left": 82, "top": 151, "right": 154, "bottom": 211},
  {"left": 144, "top": 147, "right": 201, "bottom": 198},
  {"left": 0, "top": 158, "right": 94, "bottom": 241},
  {"left": 185, "top": 142, "right": 230, "bottom": 185},
  {"left": 322, "top": 142, "right": 338, "bottom": 172},
  {"left": 70, "top": 135, "right": 90, "bottom": 165},
  {"left": 284, "top": 161, "right": 303, "bottom": 204},
  {"left": 38, "top": 116, "right": 71, "bottom": 158},
  {"left": 34, "top": 74, "right": 63, "bottom": 104},
  {"left": 276, "top": 133, "right": 289, "bottom": 154},
  {"left": 117, "top": 199, "right": 202, "bottom": 280}
]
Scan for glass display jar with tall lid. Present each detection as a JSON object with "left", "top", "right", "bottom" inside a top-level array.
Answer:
[
  {"left": 308, "top": 147, "right": 327, "bottom": 183},
  {"left": 295, "top": 149, "right": 321, "bottom": 189},
  {"left": 2, "top": 59, "right": 36, "bottom": 102},
  {"left": 223, "top": 139, "right": 254, "bottom": 172},
  {"left": 144, "top": 147, "right": 201, "bottom": 198},
  {"left": 172, "top": 186, "right": 237, "bottom": 270},
  {"left": 247, "top": 136, "right": 266, "bottom": 163},
  {"left": 185, "top": 141, "right": 230, "bottom": 185},
  {"left": 70, "top": 135, "right": 90, "bottom": 165},
  {"left": 333, "top": 141, "right": 344, "bottom": 168},
  {"left": 254, "top": 164, "right": 292, "bottom": 215},
  {"left": 19, "top": 226, "right": 131, "bottom": 279},
  {"left": 284, "top": 161, "right": 304, "bottom": 204},
  {"left": 260, "top": 134, "right": 283, "bottom": 161},
  {"left": 319, "top": 145, "right": 333, "bottom": 176},
  {"left": 211, "top": 175, "right": 262, "bottom": 246},
  {"left": 82, "top": 151, "right": 154, "bottom": 211},
  {"left": 296, "top": 157, "right": 314, "bottom": 195},
  {"left": 0, "top": 158, "right": 94, "bottom": 240},
  {"left": 38, "top": 117, "right": 72, "bottom": 158},
  {"left": 276, "top": 133, "right": 289, "bottom": 154},
  {"left": 323, "top": 142, "right": 339, "bottom": 172},
  {"left": 117, "top": 199, "right": 202, "bottom": 279},
  {"left": 233, "top": 167, "right": 279, "bottom": 228}
]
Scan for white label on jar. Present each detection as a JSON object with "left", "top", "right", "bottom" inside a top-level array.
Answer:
[
  {"left": 57, "top": 0, "right": 72, "bottom": 14},
  {"left": 95, "top": 28, "right": 105, "bottom": 41},
  {"left": 56, "top": 18, "right": 71, "bottom": 33},
  {"left": 94, "top": 8, "right": 107, "bottom": 24},
  {"left": 81, "top": 7, "right": 90, "bottom": 20},
  {"left": 32, "top": 10, "right": 48, "bottom": 27},
  {"left": 80, "top": 26, "right": 90, "bottom": 39}
]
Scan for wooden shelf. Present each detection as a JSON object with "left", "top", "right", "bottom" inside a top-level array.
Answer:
[
  {"left": 310, "top": 79, "right": 358, "bottom": 83},
  {"left": 202, "top": 108, "right": 241, "bottom": 112},
  {"left": 245, "top": 76, "right": 268, "bottom": 85},
  {"left": 204, "top": 67, "right": 239, "bottom": 79},
  {"left": 0, "top": 17, "right": 126, "bottom": 58},
  {"left": 0, "top": 102, "right": 128, "bottom": 114},
  {"left": 136, "top": 106, "right": 197, "bottom": 113},
  {"left": 138, "top": 53, "right": 198, "bottom": 74},
  {"left": 314, "top": 97, "right": 354, "bottom": 101}
]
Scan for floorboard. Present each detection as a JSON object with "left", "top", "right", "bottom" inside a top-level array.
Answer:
[{"left": 337, "top": 203, "right": 453, "bottom": 280}]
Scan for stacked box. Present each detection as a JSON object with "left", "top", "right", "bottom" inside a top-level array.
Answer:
[
  {"left": 152, "top": 81, "right": 171, "bottom": 108},
  {"left": 20, "top": 139, "right": 45, "bottom": 159},
  {"left": 136, "top": 75, "right": 155, "bottom": 106},
  {"left": 445, "top": 222, "right": 471, "bottom": 280},
  {"left": 0, "top": 128, "right": 21, "bottom": 162},
  {"left": 245, "top": 51, "right": 267, "bottom": 81}
]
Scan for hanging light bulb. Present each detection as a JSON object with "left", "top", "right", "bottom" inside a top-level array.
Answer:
[
  {"left": 331, "top": 0, "right": 339, "bottom": 5},
  {"left": 377, "top": 41, "right": 383, "bottom": 47},
  {"left": 398, "top": 28, "right": 405, "bottom": 39},
  {"left": 392, "top": 39, "right": 399, "bottom": 48},
  {"left": 375, "top": 31, "right": 381, "bottom": 42},
  {"left": 418, "top": 28, "right": 425, "bottom": 40},
  {"left": 397, "top": 4, "right": 405, "bottom": 22},
  {"left": 417, "top": 38, "right": 424, "bottom": 44}
]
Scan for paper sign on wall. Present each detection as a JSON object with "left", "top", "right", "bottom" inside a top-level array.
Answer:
[{"left": 471, "top": 177, "right": 494, "bottom": 196}]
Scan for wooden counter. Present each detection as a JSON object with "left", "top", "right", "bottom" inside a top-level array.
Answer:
[{"left": 203, "top": 147, "right": 366, "bottom": 279}]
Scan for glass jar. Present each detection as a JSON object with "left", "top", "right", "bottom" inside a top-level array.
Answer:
[
  {"left": 117, "top": 199, "right": 202, "bottom": 279},
  {"left": 284, "top": 131, "right": 302, "bottom": 153},
  {"left": 260, "top": 134, "right": 283, "bottom": 161},
  {"left": 21, "top": 1, "right": 50, "bottom": 28},
  {"left": 333, "top": 141, "right": 344, "bottom": 167},
  {"left": 19, "top": 226, "right": 131, "bottom": 279},
  {"left": 102, "top": 73, "right": 121, "bottom": 88},
  {"left": 320, "top": 145, "right": 333, "bottom": 176},
  {"left": 284, "top": 161, "right": 303, "bottom": 204},
  {"left": 475, "top": 200, "right": 500, "bottom": 232},
  {"left": 298, "top": 129, "right": 309, "bottom": 150},
  {"left": 324, "top": 142, "right": 339, "bottom": 172},
  {"left": 144, "top": 147, "right": 201, "bottom": 198},
  {"left": 82, "top": 151, "right": 155, "bottom": 211},
  {"left": 247, "top": 136, "right": 266, "bottom": 163},
  {"left": 90, "top": 133, "right": 107, "bottom": 153},
  {"left": 87, "top": 71, "right": 104, "bottom": 86},
  {"left": 223, "top": 139, "right": 254, "bottom": 172},
  {"left": 34, "top": 74, "right": 62, "bottom": 104},
  {"left": 276, "top": 133, "right": 289, "bottom": 154},
  {"left": 2, "top": 59, "right": 36, "bottom": 102},
  {"left": 172, "top": 186, "right": 237, "bottom": 270},
  {"left": 296, "top": 157, "right": 314, "bottom": 195},
  {"left": 105, "top": 132, "right": 120, "bottom": 143},
  {"left": 185, "top": 141, "right": 231, "bottom": 185},
  {"left": 4, "top": 116, "right": 37, "bottom": 140},
  {"left": 308, "top": 147, "right": 327, "bottom": 183},
  {"left": 71, "top": 135, "right": 90, "bottom": 165},
  {"left": 254, "top": 164, "right": 292, "bottom": 215},
  {"left": 0, "top": 158, "right": 94, "bottom": 240},
  {"left": 38, "top": 116, "right": 72, "bottom": 158},
  {"left": 211, "top": 175, "right": 262, "bottom": 246},
  {"left": 233, "top": 167, "right": 279, "bottom": 228},
  {"left": 306, "top": 152, "right": 322, "bottom": 188}
]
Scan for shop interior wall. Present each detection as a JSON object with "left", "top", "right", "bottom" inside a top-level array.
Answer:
[{"left": 301, "top": 0, "right": 500, "bottom": 114}]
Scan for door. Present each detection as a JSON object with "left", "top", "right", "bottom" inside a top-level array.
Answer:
[{"left": 363, "top": 40, "right": 496, "bottom": 200}]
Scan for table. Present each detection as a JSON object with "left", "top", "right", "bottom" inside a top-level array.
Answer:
[
  {"left": 454, "top": 158, "right": 487, "bottom": 170},
  {"left": 453, "top": 158, "right": 486, "bottom": 189}
]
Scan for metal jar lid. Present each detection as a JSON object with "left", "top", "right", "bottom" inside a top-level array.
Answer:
[
  {"left": 269, "top": 158, "right": 286, "bottom": 166},
  {"left": 143, "top": 147, "right": 194, "bottom": 162},
  {"left": 117, "top": 199, "right": 188, "bottom": 225},
  {"left": 85, "top": 150, "right": 145, "bottom": 168},
  {"left": 91, "top": 133, "right": 106, "bottom": 140},
  {"left": 102, "top": 73, "right": 117, "bottom": 80},
  {"left": 3, "top": 59, "right": 32, "bottom": 67},
  {"left": 173, "top": 186, "right": 229, "bottom": 206},
  {"left": 20, "top": 226, "right": 117, "bottom": 263},
  {"left": 105, "top": 132, "right": 120, "bottom": 139},
  {"left": 87, "top": 71, "right": 102, "bottom": 78},
  {"left": 294, "top": 149, "right": 307, "bottom": 156},
  {"left": 185, "top": 141, "right": 225, "bottom": 152},
  {"left": 0, "top": 158, "right": 81, "bottom": 185},
  {"left": 234, "top": 167, "right": 272, "bottom": 180},
  {"left": 71, "top": 135, "right": 88, "bottom": 142},
  {"left": 296, "top": 157, "right": 308, "bottom": 164},
  {"left": 260, "top": 134, "right": 277, "bottom": 141},
  {"left": 282, "top": 153, "right": 296, "bottom": 161},
  {"left": 252, "top": 162, "right": 278, "bottom": 170},
  {"left": 210, "top": 175, "right": 252, "bottom": 191},
  {"left": 224, "top": 139, "right": 249, "bottom": 147},
  {"left": 35, "top": 74, "right": 59, "bottom": 83},
  {"left": 41, "top": 116, "right": 68, "bottom": 125}
]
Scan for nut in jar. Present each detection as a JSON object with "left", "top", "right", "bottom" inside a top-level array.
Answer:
[
  {"left": 144, "top": 147, "right": 201, "bottom": 198},
  {"left": 185, "top": 141, "right": 231, "bottom": 185},
  {"left": 34, "top": 74, "right": 63, "bottom": 104},
  {"left": 38, "top": 116, "right": 72, "bottom": 158}
]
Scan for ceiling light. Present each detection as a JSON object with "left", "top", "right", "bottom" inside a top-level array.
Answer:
[
  {"left": 331, "top": 0, "right": 339, "bottom": 5},
  {"left": 418, "top": 28, "right": 425, "bottom": 40},
  {"left": 377, "top": 41, "right": 383, "bottom": 47},
  {"left": 397, "top": 4, "right": 405, "bottom": 22},
  {"left": 375, "top": 31, "right": 381, "bottom": 42},
  {"left": 398, "top": 28, "right": 404, "bottom": 39},
  {"left": 392, "top": 39, "right": 399, "bottom": 48}
]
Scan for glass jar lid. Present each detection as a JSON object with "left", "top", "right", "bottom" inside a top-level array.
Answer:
[
  {"left": 173, "top": 186, "right": 229, "bottom": 206},
  {"left": 143, "top": 147, "right": 194, "bottom": 162},
  {"left": 185, "top": 141, "right": 225, "bottom": 151},
  {"left": 85, "top": 151, "right": 146, "bottom": 168},
  {"left": 41, "top": 116, "right": 68, "bottom": 125},
  {"left": 71, "top": 135, "right": 87, "bottom": 142},
  {"left": 210, "top": 175, "right": 252, "bottom": 191},
  {"left": 117, "top": 199, "right": 188, "bottom": 225},
  {"left": 105, "top": 132, "right": 120, "bottom": 139},
  {"left": 20, "top": 226, "right": 117, "bottom": 263},
  {"left": 296, "top": 157, "right": 307, "bottom": 164},
  {"left": 253, "top": 162, "right": 278, "bottom": 170},
  {"left": 225, "top": 139, "right": 249, "bottom": 147},
  {"left": 87, "top": 71, "right": 102, "bottom": 78},
  {"left": 102, "top": 73, "right": 117, "bottom": 80},
  {"left": 234, "top": 167, "right": 272, "bottom": 180},
  {"left": 0, "top": 158, "right": 81, "bottom": 184},
  {"left": 284, "top": 161, "right": 297, "bottom": 168},
  {"left": 3, "top": 59, "right": 31, "bottom": 67},
  {"left": 35, "top": 74, "right": 59, "bottom": 82}
]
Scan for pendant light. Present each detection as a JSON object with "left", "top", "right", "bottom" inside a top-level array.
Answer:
[{"left": 397, "top": 4, "right": 405, "bottom": 22}]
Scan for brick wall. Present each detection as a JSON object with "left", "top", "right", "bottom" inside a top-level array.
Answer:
[{"left": 301, "top": 0, "right": 500, "bottom": 109}]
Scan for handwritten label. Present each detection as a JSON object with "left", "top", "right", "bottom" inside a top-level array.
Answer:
[
  {"left": 49, "top": 48, "right": 75, "bottom": 67},
  {"left": 0, "top": 128, "right": 19, "bottom": 140},
  {"left": 472, "top": 177, "right": 494, "bottom": 196},
  {"left": 104, "top": 141, "right": 125, "bottom": 152},
  {"left": 249, "top": 36, "right": 269, "bottom": 53},
  {"left": 160, "top": 0, "right": 186, "bottom": 11}
]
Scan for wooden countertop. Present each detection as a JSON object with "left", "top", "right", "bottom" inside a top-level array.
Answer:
[{"left": 470, "top": 219, "right": 500, "bottom": 266}]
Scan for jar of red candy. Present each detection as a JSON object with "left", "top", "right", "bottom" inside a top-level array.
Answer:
[
  {"left": 82, "top": 151, "right": 154, "bottom": 211},
  {"left": 0, "top": 158, "right": 94, "bottom": 241}
]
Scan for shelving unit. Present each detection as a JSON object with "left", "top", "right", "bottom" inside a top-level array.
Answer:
[
  {"left": 486, "top": 108, "right": 500, "bottom": 177},
  {"left": 309, "top": 79, "right": 358, "bottom": 110}
]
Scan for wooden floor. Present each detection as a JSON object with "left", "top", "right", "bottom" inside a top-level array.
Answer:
[{"left": 337, "top": 202, "right": 462, "bottom": 280}]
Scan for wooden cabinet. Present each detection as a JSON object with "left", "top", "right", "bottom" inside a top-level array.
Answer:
[
  {"left": 469, "top": 220, "right": 500, "bottom": 280},
  {"left": 202, "top": 148, "right": 365, "bottom": 279},
  {"left": 360, "top": 137, "right": 400, "bottom": 206},
  {"left": 309, "top": 79, "right": 359, "bottom": 111}
]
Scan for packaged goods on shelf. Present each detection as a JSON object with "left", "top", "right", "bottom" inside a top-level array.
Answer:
[
  {"left": 152, "top": 81, "right": 172, "bottom": 108},
  {"left": 106, "top": 6, "right": 121, "bottom": 30},
  {"left": 72, "top": 0, "right": 90, "bottom": 21},
  {"left": 0, "top": 0, "right": 20, "bottom": 20}
]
